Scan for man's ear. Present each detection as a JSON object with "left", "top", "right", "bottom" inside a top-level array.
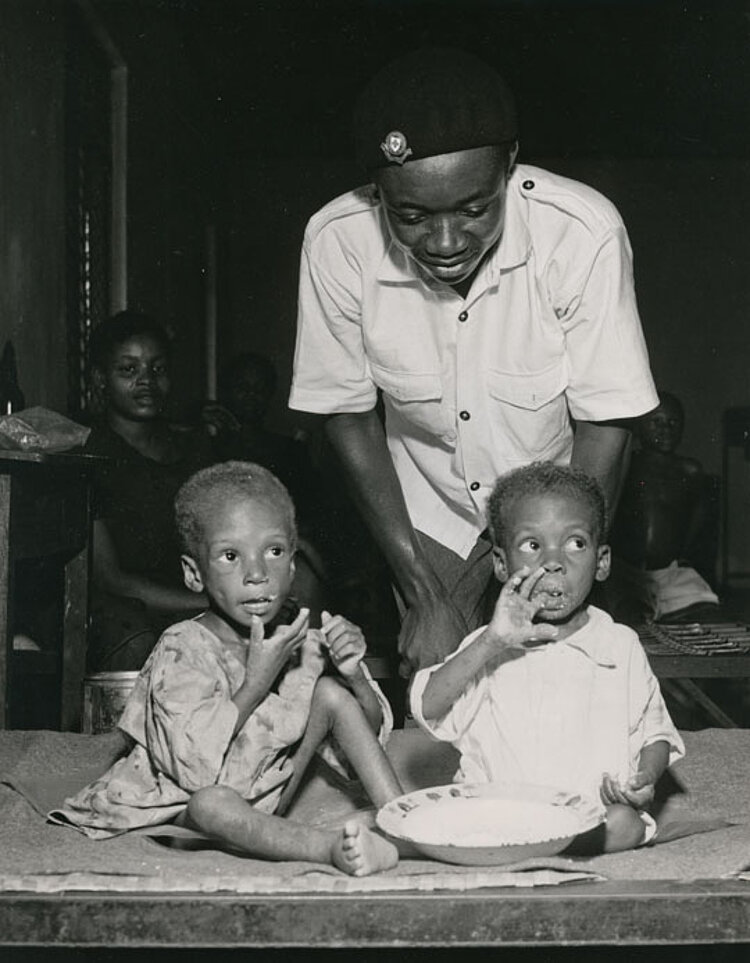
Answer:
[
  {"left": 507, "top": 140, "right": 519, "bottom": 174},
  {"left": 181, "top": 555, "right": 204, "bottom": 594},
  {"left": 595, "top": 544, "right": 611, "bottom": 583},
  {"left": 492, "top": 548, "right": 510, "bottom": 583}
]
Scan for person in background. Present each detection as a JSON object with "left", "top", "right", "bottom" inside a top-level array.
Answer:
[
  {"left": 289, "top": 47, "right": 658, "bottom": 676},
  {"left": 202, "top": 350, "right": 332, "bottom": 616},
  {"left": 85, "top": 311, "right": 214, "bottom": 671},
  {"left": 410, "top": 463, "right": 684, "bottom": 853},
  {"left": 54, "top": 462, "right": 402, "bottom": 877},
  {"left": 608, "top": 391, "right": 720, "bottom": 625}
]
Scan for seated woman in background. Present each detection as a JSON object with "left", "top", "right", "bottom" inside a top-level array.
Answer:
[{"left": 85, "top": 311, "right": 215, "bottom": 671}]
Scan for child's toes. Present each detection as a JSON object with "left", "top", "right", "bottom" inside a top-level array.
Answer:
[{"left": 332, "top": 820, "right": 398, "bottom": 877}]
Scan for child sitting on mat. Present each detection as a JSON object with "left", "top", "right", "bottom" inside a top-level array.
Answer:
[
  {"left": 54, "top": 461, "right": 402, "bottom": 876},
  {"left": 410, "top": 462, "right": 685, "bottom": 853}
]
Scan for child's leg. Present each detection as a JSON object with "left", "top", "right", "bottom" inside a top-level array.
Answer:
[
  {"left": 276, "top": 676, "right": 403, "bottom": 816},
  {"left": 565, "top": 803, "right": 647, "bottom": 856},
  {"left": 186, "top": 785, "right": 397, "bottom": 877},
  {"left": 603, "top": 803, "right": 648, "bottom": 852}
]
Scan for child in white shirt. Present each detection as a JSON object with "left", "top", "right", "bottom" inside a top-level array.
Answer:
[{"left": 410, "top": 462, "right": 684, "bottom": 852}]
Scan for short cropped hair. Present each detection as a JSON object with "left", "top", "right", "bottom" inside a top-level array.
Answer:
[
  {"left": 175, "top": 461, "right": 297, "bottom": 558},
  {"left": 655, "top": 390, "right": 684, "bottom": 420},
  {"left": 89, "top": 310, "right": 171, "bottom": 371},
  {"left": 487, "top": 462, "right": 608, "bottom": 546}
]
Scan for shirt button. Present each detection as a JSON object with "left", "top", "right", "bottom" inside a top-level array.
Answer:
[
  {"left": 522, "top": 179, "right": 535, "bottom": 190},
  {"left": 469, "top": 481, "right": 480, "bottom": 492},
  {"left": 459, "top": 410, "right": 471, "bottom": 421},
  {"left": 458, "top": 310, "right": 468, "bottom": 322}
]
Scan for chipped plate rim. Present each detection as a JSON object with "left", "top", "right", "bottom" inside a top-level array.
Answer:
[{"left": 376, "top": 781, "right": 605, "bottom": 849}]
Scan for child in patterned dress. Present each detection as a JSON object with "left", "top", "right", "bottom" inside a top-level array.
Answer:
[{"left": 54, "top": 461, "right": 402, "bottom": 876}]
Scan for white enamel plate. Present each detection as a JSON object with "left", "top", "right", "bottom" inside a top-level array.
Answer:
[{"left": 376, "top": 782, "right": 605, "bottom": 865}]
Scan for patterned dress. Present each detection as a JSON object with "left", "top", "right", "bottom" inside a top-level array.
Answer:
[{"left": 53, "top": 619, "right": 391, "bottom": 838}]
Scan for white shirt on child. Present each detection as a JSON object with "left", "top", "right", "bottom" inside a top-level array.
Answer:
[{"left": 410, "top": 606, "right": 684, "bottom": 804}]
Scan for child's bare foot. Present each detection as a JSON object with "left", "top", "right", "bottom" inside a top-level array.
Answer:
[{"left": 331, "top": 820, "right": 398, "bottom": 877}]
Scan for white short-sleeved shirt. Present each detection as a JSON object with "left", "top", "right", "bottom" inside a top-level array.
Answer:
[
  {"left": 409, "top": 606, "right": 684, "bottom": 804},
  {"left": 290, "top": 164, "right": 658, "bottom": 558}
]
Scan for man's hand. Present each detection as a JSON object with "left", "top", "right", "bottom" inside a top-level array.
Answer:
[
  {"left": 398, "top": 596, "right": 469, "bottom": 675},
  {"left": 200, "top": 401, "right": 241, "bottom": 438}
]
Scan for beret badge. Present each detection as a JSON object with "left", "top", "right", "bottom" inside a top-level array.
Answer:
[{"left": 380, "top": 130, "right": 413, "bottom": 165}]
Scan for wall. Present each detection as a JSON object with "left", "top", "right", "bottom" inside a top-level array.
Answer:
[
  {"left": 93, "top": 1, "right": 214, "bottom": 421},
  {"left": 541, "top": 155, "right": 750, "bottom": 477},
  {"left": 0, "top": 0, "right": 67, "bottom": 411}
]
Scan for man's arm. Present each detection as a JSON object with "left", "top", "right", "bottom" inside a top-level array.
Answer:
[
  {"left": 324, "top": 409, "right": 467, "bottom": 670},
  {"left": 570, "top": 419, "right": 633, "bottom": 516}
]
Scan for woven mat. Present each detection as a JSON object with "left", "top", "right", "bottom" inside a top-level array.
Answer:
[{"left": 0, "top": 727, "right": 744, "bottom": 893}]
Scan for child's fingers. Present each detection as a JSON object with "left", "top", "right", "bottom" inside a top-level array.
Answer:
[
  {"left": 249, "top": 615, "right": 264, "bottom": 645},
  {"left": 600, "top": 773, "right": 623, "bottom": 805},
  {"left": 270, "top": 607, "right": 310, "bottom": 650},
  {"left": 523, "top": 623, "right": 558, "bottom": 644},
  {"left": 321, "top": 615, "right": 361, "bottom": 646},
  {"left": 289, "top": 606, "right": 311, "bottom": 635},
  {"left": 516, "top": 566, "right": 547, "bottom": 600},
  {"left": 500, "top": 566, "right": 531, "bottom": 597},
  {"left": 328, "top": 637, "right": 365, "bottom": 663}
]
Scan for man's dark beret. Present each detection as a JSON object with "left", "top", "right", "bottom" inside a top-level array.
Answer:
[{"left": 352, "top": 47, "right": 518, "bottom": 172}]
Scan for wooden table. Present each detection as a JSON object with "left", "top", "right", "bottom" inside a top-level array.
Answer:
[
  {"left": 639, "top": 621, "right": 750, "bottom": 727},
  {"left": 0, "top": 448, "right": 99, "bottom": 730},
  {"left": 1, "top": 879, "right": 750, "bottom": 951}
]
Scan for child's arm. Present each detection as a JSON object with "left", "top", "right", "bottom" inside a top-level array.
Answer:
[
  {"left": 320, "top": 611, "right": 382, "bottom": 733},
  {"left": 600, "top": 739, "right": 670, "bottom": 810},
  {"left": 232, "top": 609, "right": 311, "bottom": 734},
  {"left": 421, "top": 565, "right": 559, "bottom": 721}
]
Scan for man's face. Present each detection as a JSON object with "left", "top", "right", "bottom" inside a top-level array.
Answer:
[{"left": 376, "top": 144, "right": 514, "bottom": 285}]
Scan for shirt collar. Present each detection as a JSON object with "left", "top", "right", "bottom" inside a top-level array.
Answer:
[
  {"left": 374, "top": 173, "right": 532, "bottom": 288},
  {"left": 558, "top": 607, "right": 618, "bottom": 669}
]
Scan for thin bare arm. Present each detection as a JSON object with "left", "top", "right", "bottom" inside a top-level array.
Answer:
[{"left": 420, "top": 566, "right": 558, "bottom": 720}]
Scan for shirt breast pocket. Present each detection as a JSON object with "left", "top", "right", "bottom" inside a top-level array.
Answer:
[
  {"left": 369, "top": 363, "right": 453, "bottom": 441},
  {"left": 486, "top": 363, "right": 569, "bottom": 457}
]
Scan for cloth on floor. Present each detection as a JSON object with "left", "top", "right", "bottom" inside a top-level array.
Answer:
[{"left": 0, "top": 726, "right": 744, "bottom": 893}]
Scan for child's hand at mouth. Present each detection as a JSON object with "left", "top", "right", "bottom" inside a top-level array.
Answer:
[{"left": 485, "top": 565, "right": 559, "bottom": 656}]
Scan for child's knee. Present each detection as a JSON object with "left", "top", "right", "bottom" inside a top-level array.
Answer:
[
  {"left": 312, "top": 675, "right": 355, "bottom": 713},
  {"left": 604, "top": 803, "right": 647, "bottom": 852},
  {"left": 186, "top": 785, "right": 239, "bottom": 832}
]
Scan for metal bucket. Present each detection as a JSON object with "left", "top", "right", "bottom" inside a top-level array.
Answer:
[{"left": 82, "top": 671, "right": 139, "bottom": 734}]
